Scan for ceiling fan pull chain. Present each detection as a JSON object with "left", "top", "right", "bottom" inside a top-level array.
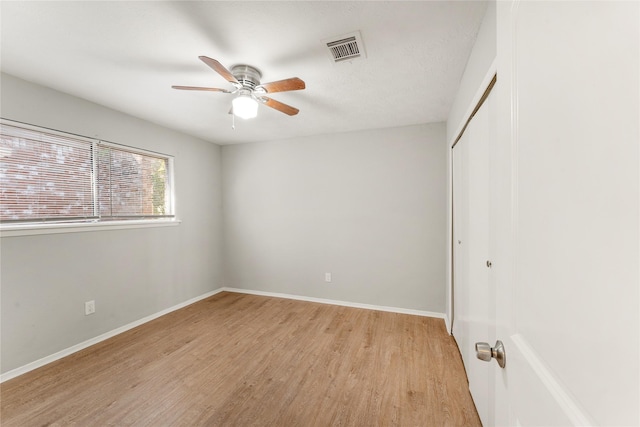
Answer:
[{"left": 232, "top": 112, "right": 235, "bottom": 130}]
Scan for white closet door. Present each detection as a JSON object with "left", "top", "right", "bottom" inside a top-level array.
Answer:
[{"left": 452, "top": 89, "right": 496, "bottom": 426}]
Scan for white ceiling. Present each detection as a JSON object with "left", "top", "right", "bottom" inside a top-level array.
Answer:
[{"left": 0, "top": 1, "right": 487, "bottom": 145}]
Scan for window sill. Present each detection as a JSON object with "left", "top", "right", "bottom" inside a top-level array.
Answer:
[{"left": 0, "top": 219, "right": 181, "bottom": 238}]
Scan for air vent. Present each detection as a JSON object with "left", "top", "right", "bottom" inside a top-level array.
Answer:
[
  {"left": 323, "top": 31, "right": 366, "bottom": 63},
  {"left": 328, "top": 36, "right": 359, "bottom": 61}
]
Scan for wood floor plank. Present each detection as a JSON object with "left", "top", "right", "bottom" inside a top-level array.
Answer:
[{"left": 1, "top": 292, "right": 481, "bottom": 426}]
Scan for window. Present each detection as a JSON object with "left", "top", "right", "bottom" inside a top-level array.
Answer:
[
  {"left": 0, "top": 120, "right": 174, "bottom": 227},
  {"left": 96, "top": 144, "right": 171, "bottom": 219}
]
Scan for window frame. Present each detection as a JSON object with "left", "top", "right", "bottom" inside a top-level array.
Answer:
[{"left": 0, "top": 119, "right": 179, "bottom": 237}]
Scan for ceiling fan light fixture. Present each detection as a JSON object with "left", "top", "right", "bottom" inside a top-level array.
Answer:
[{"left": 232, "top": 93, "right": 258, "bottom": 119}]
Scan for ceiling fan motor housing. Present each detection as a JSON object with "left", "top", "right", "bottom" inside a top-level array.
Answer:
[{"left": 231, "top": 65, "right": 262, "bottom": 90}]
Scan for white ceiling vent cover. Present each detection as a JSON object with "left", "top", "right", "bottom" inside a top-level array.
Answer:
[{"left": 323, "top": 31, "right": 366, "bottom": 63}]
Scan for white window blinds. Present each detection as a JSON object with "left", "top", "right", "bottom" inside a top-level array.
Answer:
[
  {"left": 0, "top": 121, "right": 174, "bottom": 224},
  {"left": 0, "top": 123, "right": 95, "bottom": 222},
  {"left": 97, "top": 144, "right": 171, "bottom": 219}
]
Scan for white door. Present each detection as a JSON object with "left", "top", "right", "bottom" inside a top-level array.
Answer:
[
  {"left": 452, "top": 88, "right": 496, "bottom": 426},
  {"left": 491, "top": 1, "right": 639, "bottom": 425}
]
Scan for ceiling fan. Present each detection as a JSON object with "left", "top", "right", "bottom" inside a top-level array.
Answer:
[{"left": 172, "top": 56, "right": 305, "bottom": 119}]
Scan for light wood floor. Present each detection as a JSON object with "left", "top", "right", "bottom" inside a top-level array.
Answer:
[{"left": 1, "top": 292, "right": 481, "bottom": 426}]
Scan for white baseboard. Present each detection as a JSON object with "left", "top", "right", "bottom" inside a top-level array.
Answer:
[
  {"left": 0, "top": 288, "right": 225, "bottom": 383},
  {"left": 443, "top": 314, "right": 452, "bottom": 334},
  {"left": 221, "top": 287, "right": 447, "bottom": 320},
  {"left": 2, "top": 287, "right": 446, "bottom": 383}
]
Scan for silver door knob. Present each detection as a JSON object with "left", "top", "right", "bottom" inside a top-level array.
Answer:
[{"left": 475, "top": 340, "right": 506, "bottom": 368}]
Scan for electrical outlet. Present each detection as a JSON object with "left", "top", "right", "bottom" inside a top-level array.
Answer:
[
  {"left": 325, "top": 272, "right": 332, "bottom": 283},
  {"left": 85, "top": 300, "right": 95, "bottom": 316}
]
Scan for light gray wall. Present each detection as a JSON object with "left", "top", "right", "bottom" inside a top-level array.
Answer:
[
  {"left": 447, "top": 0, "right": 496, "bottom": 141},
  {"left": 445, "top": 2, "right": 497, "bottom": 326},
  {"left": 0, "top": 73, "right": 224, "bottom": 373},
  {"left": 222, "top": 124, "right": 447, "bottom": 313}
]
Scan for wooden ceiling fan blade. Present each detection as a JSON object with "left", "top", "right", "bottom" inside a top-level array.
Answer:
[
  {"left": 256, "top": 77, "right": 305, "bottom": 94},
  {"left": 199, "top": 56, "right": 239, "bottom": 85},
  {"left": 172, "top": 85, "right": 231, "bottom": 93},
  {"left": 261, "top": 97, "right": 299, "bottom": 116}
]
